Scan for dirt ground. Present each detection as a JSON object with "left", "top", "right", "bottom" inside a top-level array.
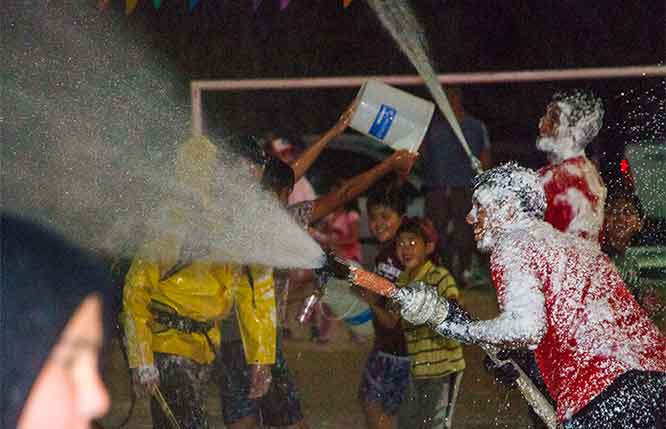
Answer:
[{"left": 98, "top": 285, "right": 532, "bottom": 428}]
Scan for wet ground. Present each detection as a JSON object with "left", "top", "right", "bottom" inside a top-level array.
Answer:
[{"left": 99, "top": 285, "right": 531, "bottom": 428}]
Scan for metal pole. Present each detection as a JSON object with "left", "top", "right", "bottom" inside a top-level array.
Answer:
[
  {"left": 191, "top": 85, "right": 203, "bottom": 136},
  {"left": 191, "top": 65, "right": 665, "bottom": 92}
]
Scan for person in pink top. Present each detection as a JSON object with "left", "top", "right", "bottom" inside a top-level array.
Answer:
[
  {"left": 397, "top": 163, "right": 666, "bottom": 428},
  {"left": 315, "top": 180, "right": 363, "bottom": 263},
  {"left": 536, "top": 90, "right": 607, "bottom": 242}
]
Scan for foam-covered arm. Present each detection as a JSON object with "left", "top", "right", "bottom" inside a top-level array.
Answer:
[
  {"left": 395, "top": 273, "right": 545, "bottom": 347},
  {"left": 394, "top": 281, "right": 448, "bottom": 325},
  {"left": 453, "top": 272, "right": 546, "bottom": 347}
]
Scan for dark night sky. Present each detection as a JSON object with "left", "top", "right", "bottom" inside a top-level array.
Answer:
[{"left": 121, "top": 0, "right": 664, "bottom": 169}]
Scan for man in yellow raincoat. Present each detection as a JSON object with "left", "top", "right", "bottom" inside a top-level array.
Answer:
[{"left": 122, "top": 136, "right": 276, "bottom": 428}]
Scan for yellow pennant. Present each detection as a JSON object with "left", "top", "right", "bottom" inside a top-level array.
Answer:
[{"left": 126, "top": 0, "right": 139, "bottom": 14}]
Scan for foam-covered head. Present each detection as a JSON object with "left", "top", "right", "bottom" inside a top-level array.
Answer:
[
  {"left": 175, "top": 135, "right": 219, "bottom": 207},
  {"left": 537, "top": 90, "right": 604, "bottom": 162},
  {"left": 469, "top": 163, "right": 546, "bottom": 251}
]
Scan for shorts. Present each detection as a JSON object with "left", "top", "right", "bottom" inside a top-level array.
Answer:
[
  {"left": 219, "top": 339, "right": 304, "bottom": 426},
  {"left": 563, "top": 370, "right": 666, "bottom": 429},
  {"left": 358, "top": 349, "right": 411, "bottom": 415},
  {"left": 152, "top": 353, "right": 213, "bottom": 429},
  {"left": 398, "top": 371, "right": 464, "bottom": 429}
]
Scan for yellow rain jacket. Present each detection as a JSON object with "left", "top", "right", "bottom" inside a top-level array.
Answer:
[{"left": 123, "top": 256, "right": 276, "bottom": 368}]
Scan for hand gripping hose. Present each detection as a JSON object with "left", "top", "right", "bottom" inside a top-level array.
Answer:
[{"left": 317, "top": 252, "right": 558, "bottom": 429}]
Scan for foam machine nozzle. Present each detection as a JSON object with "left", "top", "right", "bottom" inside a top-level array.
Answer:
[
  {"left": 316, "top": 251, "right": 400, "bottom": 298},
  {"left": 315, "top": 252, "right": 354, "bottom": 282}
]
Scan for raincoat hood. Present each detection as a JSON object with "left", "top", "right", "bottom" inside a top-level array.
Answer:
[{"left": 0, "top": 213, "right": 112, "bottom": 429}]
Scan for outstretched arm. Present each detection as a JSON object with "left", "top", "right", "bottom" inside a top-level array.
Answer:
[
  {"left": 340, "top": 260, "right": 545, "bottom": 348},
  {"left": 401, "top": 272, "right": 546, "bottom": 348},
  {"left": 290, "top": 103, "right": 356, "bottom": 182},
  {"left": 309, "top": 150, "right": 417, "bottom": 223},
  {"left": 473, "top": 285, "right": 545, "bottom": 346}
]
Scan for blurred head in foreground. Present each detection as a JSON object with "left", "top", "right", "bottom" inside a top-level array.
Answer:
[{"left": 1, "top": 213, "right": 113, "bottom": 429}]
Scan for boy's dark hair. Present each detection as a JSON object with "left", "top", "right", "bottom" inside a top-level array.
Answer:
[
  {"left": 396, "top": 216, "right": 438, "bottom": 246},
  {"left": 261, "top": 156, "right": 295, "bottom": 195},
  {"left": 366, "top": 174, "right": 408, "bottom": 215}
]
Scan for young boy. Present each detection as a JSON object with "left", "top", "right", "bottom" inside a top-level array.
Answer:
[
  {"left": 394, "top": 217, "right": 465, "bottom": 429},
  {"left": 355, "top": 176, "right": 411, "bottom": 429}
]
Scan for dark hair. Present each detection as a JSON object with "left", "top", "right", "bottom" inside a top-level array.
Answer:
[
  {"left": 396, "top": 216, "right": 438, "bottom": 245},
  {"left": 366, "top": 174, "right": 408, "bottom": 215},
  {"left": 261, "top": 156, "right": 295, "bottom": 195},
  {"left": 223, "top": 134, "right": 268, "bottom": 167}
]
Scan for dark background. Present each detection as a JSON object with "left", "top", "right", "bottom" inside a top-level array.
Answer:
[{"left": 116, "top": 0, "right": 664, "bottom": 177}]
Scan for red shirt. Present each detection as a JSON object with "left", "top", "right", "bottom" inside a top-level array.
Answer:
[
  {"left": 490, "top": 222, "right": 666, "bottom": 422},
  {"left": 538, "top": 156, "right": 606, "bottom": 242}
]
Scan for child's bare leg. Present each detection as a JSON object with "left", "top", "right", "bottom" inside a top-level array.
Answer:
[{"left": 364, "top": 401, "right": 396, "bottom": 429}]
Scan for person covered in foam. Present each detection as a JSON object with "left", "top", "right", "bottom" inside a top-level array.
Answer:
[
  {"left": 536, "top": 90, "right": 607, "bottom": 242},
  {"left": 397, "top": 163, "right": 666, "bottom": 428}
]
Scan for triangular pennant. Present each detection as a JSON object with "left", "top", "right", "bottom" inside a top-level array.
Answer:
[
  {"left": 279, "top": 0, "right": 290, "bottom": 10},
  {"left": 188, "top": 0, "right": 199, "bottom": 12},
  {"left": 252, "top": 0, "right": 263, "bottom": 12},
  {"left": 153, "top": 0, "right": 162, "bottom": 9},
  {"left": 343, "top": 0, "right": 352, "bottom": 8},
  {"left": 126, "top": 0, "right": 139, "bottom": 14}
]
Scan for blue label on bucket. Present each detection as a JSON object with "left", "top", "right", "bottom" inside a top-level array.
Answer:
[{"left": 369, "top": 104, "right": 396, "bottom": 141}]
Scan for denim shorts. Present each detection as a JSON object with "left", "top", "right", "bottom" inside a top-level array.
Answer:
[{"left": 358, "top": 349, "right": 411, "bottom": 415}]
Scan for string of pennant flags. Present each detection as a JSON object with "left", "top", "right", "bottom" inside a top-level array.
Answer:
[{"left": 122, "top": 0, "right": 354, "bottom": 15}]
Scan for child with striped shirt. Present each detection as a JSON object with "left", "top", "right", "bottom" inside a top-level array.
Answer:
[{"left": 394, "top": 217, "right": 465, "bottom": 429}]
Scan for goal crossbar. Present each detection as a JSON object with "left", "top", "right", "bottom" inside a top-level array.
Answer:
[{"left": 191, "top": 64, "right": 666, "bottom": 135}]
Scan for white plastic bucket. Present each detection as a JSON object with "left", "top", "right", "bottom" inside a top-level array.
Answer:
[
  {"left": 349, "top": 80, "right": 435, "bottom": 153},
  {"left": 321, "top": 278, "right": 375, "bottom": 338}
]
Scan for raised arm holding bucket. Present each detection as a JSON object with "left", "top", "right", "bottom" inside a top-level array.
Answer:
[{"left": 348, "top": 80, "right": 435, "bottom": 154}]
